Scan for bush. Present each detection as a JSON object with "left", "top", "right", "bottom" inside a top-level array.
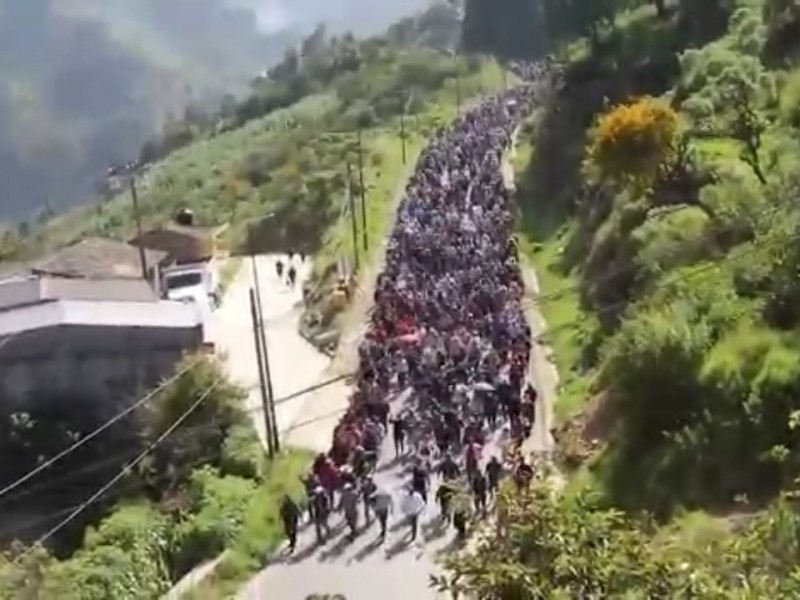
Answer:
[
  {"left": 45, "top": 503, "right": 171, "bottom": 600},
  {"left": 170, "top": 467, "right": 256, "bottom": 578},
  {"left": 438, "top": 479, "right": 800, "bottom": 598},
  {"left": 221, "top": 423, "right": 265, "bottom": 480},
  {"left": 587, "top": 97, "right": 680, "bottom": 186},
  {"left": 137, "top": 356, "right": 247, "bottom": 498},
  {"left": 201, "top": 450, "right": 312, "bottom": 596}
]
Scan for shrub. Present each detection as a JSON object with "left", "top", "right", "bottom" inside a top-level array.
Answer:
[
  {"left": 170, "top": 467, "right": 256, "bottom": 578},
  {"left": 438, "top": 480, "right": 800, "bottom": 598},
  {"left": 587, "top": 97, "right": 680, "bottom": 186},
  {"left": 779, "top": 69, "right": 800, "bottom": 128},
  {"left": 221, "top": 423, "right": 265, "bottom": 480},
  {"left": 45, "top": 502, "right": 171, "bottom": 600}
]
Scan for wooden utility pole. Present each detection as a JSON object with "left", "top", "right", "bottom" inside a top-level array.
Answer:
[
  {"left": 251, "top": 257, "right": 279, "bottom": 453},
  {"left": 347, "top": 162, "right": 360, "bottom": 272},
  {"left": 456, "top": 68, "right": 462, "bottom": 115},
  {"left": 357, "top": 127, "right": 368, "bottom": 252},
  {"left": 400, "top": 113, "right": 407, "bottom": 166},
  {"left": 249, "top": 287, "right": 275, "bottom": 458},
  {"left": 129, "top": 176, "right": 148, "bottom": 280}
]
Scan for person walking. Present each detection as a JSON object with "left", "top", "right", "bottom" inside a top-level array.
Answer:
[
  {"left": 391, "top": 413, "right": 406, "bottom": 456},
  {"left": 400, "top": 486, "right": 425, "bottom": 542},
  {"left": 312, "top": 486, "right": 332, "bottom": 544},
  {"left": 436, "top": 480, "right": 455, "bottom": 525},
  {"left": 280, "top": 494, "right": 301, "bottom": 553},
  {"left": 372, "top": 486, "right": 394, "bottom": 541},
  {"left": 486, "top": 455, "right": 503, "bottom": 497},
  {"left": 471, "top": 471, "right": 488, "bottom": 518},
  {"left": 438, "top": 453, "right": 460, "bottom": 481},
  {"left": 411, "top": 460, "right": 430, "bottom": 504},
  {"left": 340, "top": 483, "right": 360, "bottom": 539},
  {"left": 361, "top": 475, "right": 377, "bottom": 526},
  {"left": 287, "top": 264, "right": 297, "bottom": 287}
]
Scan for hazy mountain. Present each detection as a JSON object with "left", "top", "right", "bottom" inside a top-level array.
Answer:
[
  {"left": 232, "top": 0, "right": 435, "bottom": 36},
  {"left": 0, "top": 0, "right": 427, "bottom": 221}
]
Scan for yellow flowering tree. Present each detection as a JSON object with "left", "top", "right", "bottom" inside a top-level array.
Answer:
[{"left": 587, "top": 97, "right": 680, "bottom": 187}]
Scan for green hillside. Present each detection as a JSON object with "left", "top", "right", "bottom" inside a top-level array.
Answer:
[
  {"left": 0, "top": 16, "right": 510, "bottom": 597},
  {"left": 440, "top": 0, "right": 800, "bottom": 597}
]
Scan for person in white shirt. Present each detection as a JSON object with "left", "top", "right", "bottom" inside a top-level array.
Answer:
[{"left": 400, "top": 486, "right": 425, "bottom": 542}]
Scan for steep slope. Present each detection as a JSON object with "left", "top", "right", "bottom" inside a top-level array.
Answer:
[{"left": 0, "top": 0, "right": 298, "bottom": 221}]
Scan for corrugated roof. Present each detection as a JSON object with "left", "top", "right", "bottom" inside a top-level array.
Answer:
[{"left": 30, "top": 238, "right": 167, "bottom": 280}]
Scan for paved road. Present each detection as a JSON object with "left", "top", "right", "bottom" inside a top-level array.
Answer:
[
  {"left": 240, "top": 389, "right": 508, "bottom": 600},
  {"left": 237, "top": 130, "right": 557, "bottom": 600},
  {"left": 212, "top": 254, "right": 331, "bottom": 449}
]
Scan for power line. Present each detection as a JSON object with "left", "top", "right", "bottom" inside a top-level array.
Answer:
[
  {"left": 0, "top": 358, "right": 201, "bottom": 503},
  {"left": 0, "top": 374, "right": 349, "bottom": 509},
  {"left": 6, "top": 224, "right": 782, "bottom": 540},
  {"left": 1, "top": 405, "right": 355, "bottom": 545},
  {"left": 14, "top": 377, "right": 224, "bottom": 563}
]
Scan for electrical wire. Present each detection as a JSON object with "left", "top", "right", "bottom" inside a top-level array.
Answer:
[
  {"left": 13, "top": 377, "right": 224, "bottom": 563},
  {"left": 6, "top": 225, "right": 786, "bottom": 543},
  {"left": 0, "top": 403, "right": 353, "bottom": 545},
  {"left": 0, "top": 358, "right": 202, "bottom": 503}
]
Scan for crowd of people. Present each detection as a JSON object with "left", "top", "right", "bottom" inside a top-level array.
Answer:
[{"left": 281, "top": 69, "right": 558, "bottom": 552}]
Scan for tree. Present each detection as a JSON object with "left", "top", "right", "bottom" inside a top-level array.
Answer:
[
  {"left": 727, "top": 78, "right": 768, "bottom": 185},
  {"left": 438, "top": 481, "right": 800, "bottom": 598},
  {"left": 136, "top": 356, "right": 246, "bottom": 498},
  {"left": 587, "top": 97, "right": 680, "bottom": 187}
]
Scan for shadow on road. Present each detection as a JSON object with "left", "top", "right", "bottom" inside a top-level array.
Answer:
[
  {"left": 384, "top": 535, "right": 412, "bottom": 560},
  {"left": 421, "top": 517, "right": 448, "bottom": 543},
  {"left": 318, "top": 531, "right": 356, "bottom": 562},
  {"left": 351, "top": 535, "right": 385, "bottom": 562}
]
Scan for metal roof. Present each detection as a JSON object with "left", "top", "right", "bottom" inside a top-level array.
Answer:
[{"left": 28, "top": 237, "right": 167, "bottom": 280}]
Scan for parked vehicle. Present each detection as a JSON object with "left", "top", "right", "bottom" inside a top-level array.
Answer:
[{"left": 161, "top": 261, "right": 220, "bottom": 310}]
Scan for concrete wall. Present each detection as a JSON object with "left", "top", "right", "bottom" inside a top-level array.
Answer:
[{"left": 0, "top": 324, "right": 203, "bottom": 412}]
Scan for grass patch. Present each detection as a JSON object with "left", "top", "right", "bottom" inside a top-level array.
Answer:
[
  {"left": 526, "top": 233, "right": 595, "bottom": 423},
  {"left": 185, "top": 448, "right": 313, "bottom": 599},
  {"left": 218, "top": 257, "right": 243, "bottom": 297},
  {"left": 514, "top": 133, "right": 595, "bottom": 423}
]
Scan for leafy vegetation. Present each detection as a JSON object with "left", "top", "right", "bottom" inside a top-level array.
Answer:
[
  {"left": 3, "top": 12, "right": 498, "bottom": 267},
  {"left": 447, "top": 0, "right": 800, "bottom": 594},
  {"left": 438, "top": 481, "right": 800, "bottom": 598},
  {"left": 0, "top": 355, "right": 311, "bottom": 599}
]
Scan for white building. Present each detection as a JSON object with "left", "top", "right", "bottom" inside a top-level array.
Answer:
[{"left": 0, "top": 239, "right": 207, "bottom": 410}]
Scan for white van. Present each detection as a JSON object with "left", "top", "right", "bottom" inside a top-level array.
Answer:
[{"left": 161, "top": 261, "right": 219, "bottom": 311}]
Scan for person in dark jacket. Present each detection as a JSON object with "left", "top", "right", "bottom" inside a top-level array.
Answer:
[
  {"left": 280, "top": 494, "right": 302, "bottom": 553},
  {"left": 391, "top": 413, "right": 406, "bottom": 456},
  {"left": 312, "top": 487, "right": 332, "bottom": 544}
]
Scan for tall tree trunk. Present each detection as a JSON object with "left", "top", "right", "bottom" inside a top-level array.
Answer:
[{"left": 653, "top": 0, "right": 667, "bottom": 19}]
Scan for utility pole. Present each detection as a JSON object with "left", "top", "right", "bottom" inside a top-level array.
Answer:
[
  {"left": 249, "top": 287, "right": 275, "bottom": 459},
  {"left": 129, "top": 175, "right": 148, "bottom": 280},
  {"left": 251, "top": 257, "right": 279, "bottom": 454},
  {"left": 357, "top": 127, "right": 368, "bottom": 253},
  {"left": 400, "top": 113, "right": 407, "bottom": 166},
  {"left": 456, "top": 67, "right": 462, "bottom": 116},
  {"left": 347, "top": 162, "right": 360, "bottom": 273}
]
